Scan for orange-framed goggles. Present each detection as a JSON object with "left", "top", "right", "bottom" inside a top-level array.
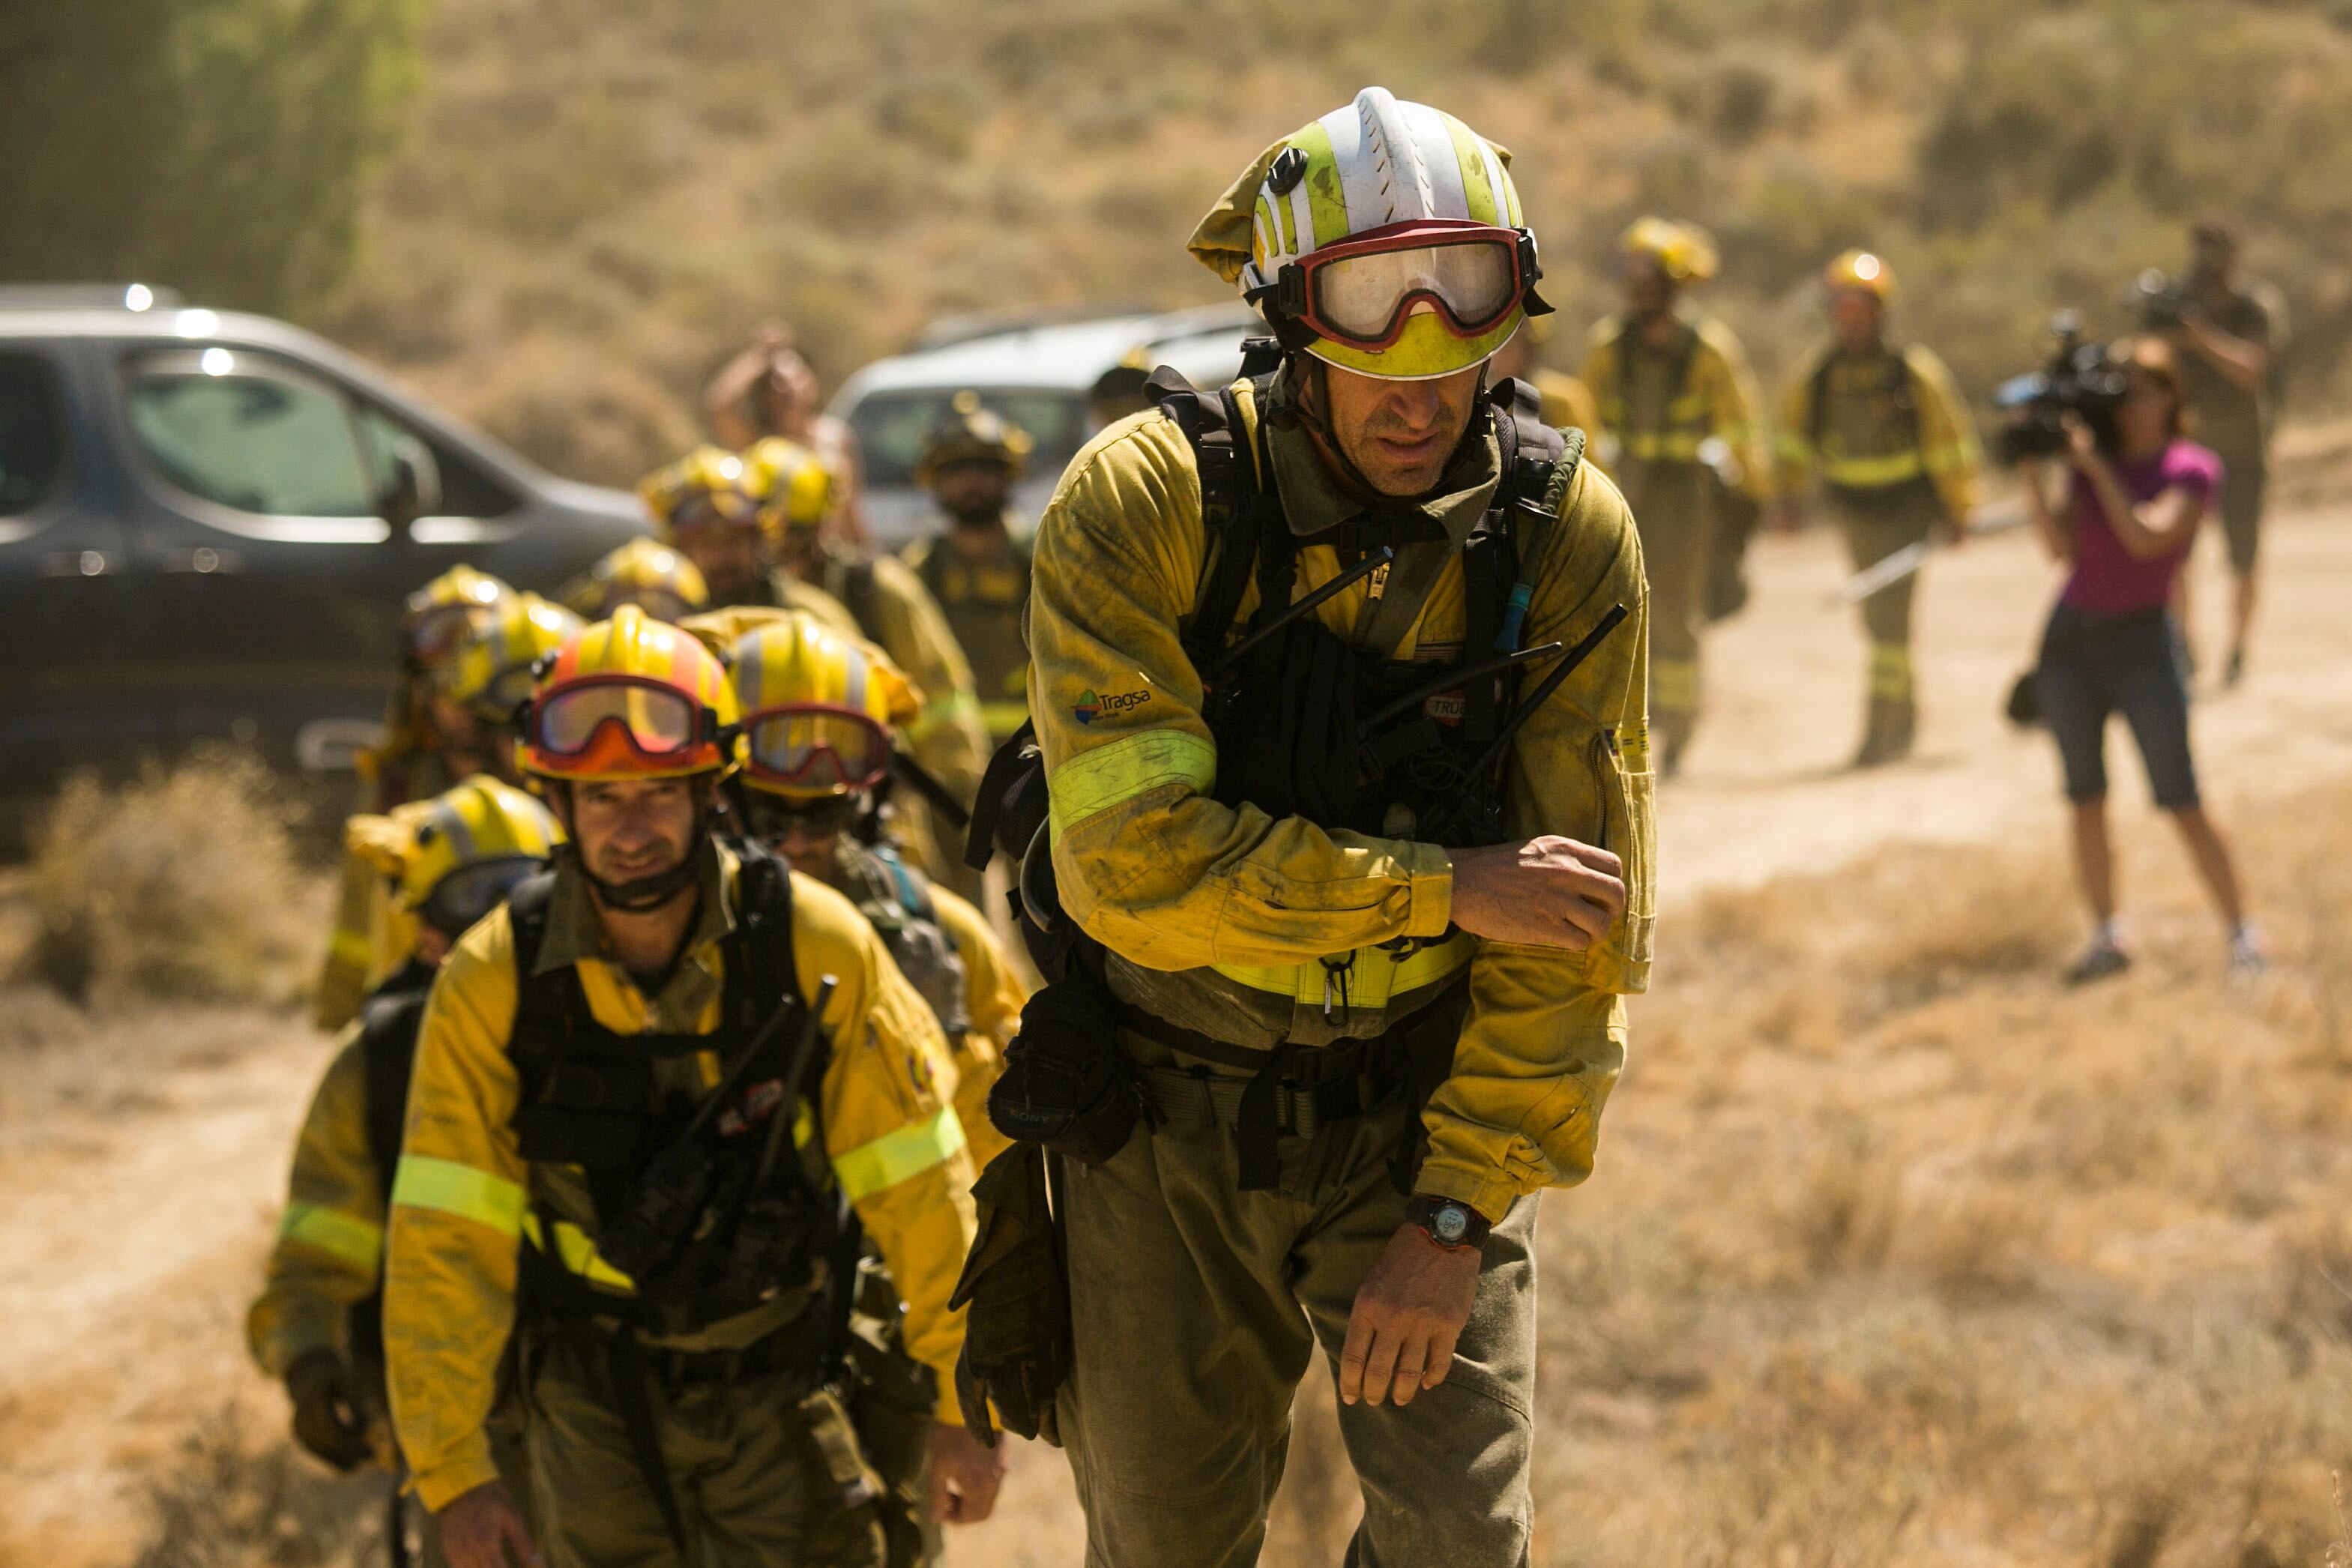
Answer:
[
  {"left": 742, "top": 703, "right": 890, "bottom": 794},
  {"left": 1265, "top": 220, "right": 1539, "bottom": 352},
  {"left": 528, "top": 677, "right": 729, "bottom": 771}
]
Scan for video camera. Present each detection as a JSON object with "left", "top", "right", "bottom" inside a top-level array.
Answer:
[
  {"left": 1993, "top": 311, "right": 2127, "bottom": 464},
  {"left": 2129, "top": 267, "right": 2192, "bottom": 329}
]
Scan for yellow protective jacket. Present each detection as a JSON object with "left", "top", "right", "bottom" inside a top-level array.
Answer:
[
  {"left": 384, "top": 847, "right": 978, "bottom": 1511},
  {"left": 1581, "top": 313, "right": 1773, "bottom": 502},
  {"left": 929, "top": 881, "right": 1025, "bottom": 1170},
  {"left": 1775, "top": 340, "right": 1982, "bottom": 522},
  {"left": 1529, "top": 369, "right": 1605, "bottom": 467},
  {"left": 903, "top": 526, "right": 1034, "bottom": 744},
  {"left": 248, "top": 1025, "right": 385, "bottom": 1378},
  {"left": 1027, "top": 381, "right": 1654, "bottom": 1223},
  {"left": 314, "top": 741, "right": 450, "bottom": 1031}
]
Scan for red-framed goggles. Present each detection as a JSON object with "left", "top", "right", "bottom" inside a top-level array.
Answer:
[
  {"left": 1268, "top": 220, "right": 1540, "bottom": 352},
  {"left": 742, "top": 703, "right": 890, "bottom": 794},
  {"left": 406, "top": 602, "right": 482, "bottom": 671},
  {"left": 528, "top": 676, "right": 728, "bottom": 765}
]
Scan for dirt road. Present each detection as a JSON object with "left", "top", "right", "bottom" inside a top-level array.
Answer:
[{"left": 2, "top": 501, "right": 2345, "bottom": 1567}]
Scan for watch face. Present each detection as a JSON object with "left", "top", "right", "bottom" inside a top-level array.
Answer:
[{"left": 1432, "top": 1204, "right": 1470, "bottom": 1244}]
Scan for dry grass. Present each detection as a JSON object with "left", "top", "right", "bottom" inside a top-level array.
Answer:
[
  {"left": 1250, "top": 776, "right": 2352, "bottom": 1564},
  {"left": 19, "top": 747, "right": 322, "bottom": 1010},
  {"left": 130, "top": 1410, "right": 388, "bottom": 1568}
]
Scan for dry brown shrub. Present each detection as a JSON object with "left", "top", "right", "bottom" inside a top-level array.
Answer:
[
  {"left": 132, "top": 1408, "right": 386, "bottom": 1568},
  {"left": 22, "top": 747, "right": 319, "bottom": 1009}
]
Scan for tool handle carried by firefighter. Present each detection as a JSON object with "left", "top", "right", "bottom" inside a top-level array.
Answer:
[
  {"left": 1205, "top": 543, "right": 1396, "bottom": 679},
  {"left": 1827, "top": 499, "right": 2026, "bottom": 606},
  {"left": 751, "top": 974, "right": 839, "bottom": 1188}
]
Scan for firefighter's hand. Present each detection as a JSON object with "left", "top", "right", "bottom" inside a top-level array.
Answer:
[
  {"left": 437, "top": 1481, "right": 540, "bottom": 1568},
  {"left": 1449, "top": 836, "right": 1626, "bottom": 950},
  {"left": 1339, "top": 1223, "right": 1483, "bottom": 1408},
  {"left": 284, "top": 1349, "right": 373, "bottom": 1472},
  {"left": 929, "top": 1422, "right": 1008, "bottom": 1525}
]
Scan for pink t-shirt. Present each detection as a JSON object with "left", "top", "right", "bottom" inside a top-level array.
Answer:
[{"left": 2061, "top": 440, "right": 2222, "bottom": 615}]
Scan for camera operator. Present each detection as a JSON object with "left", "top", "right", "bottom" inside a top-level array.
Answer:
[
  {"left": 2018, "top": 337, "right": 2262, "bottom": 985},
  {"left": 2144, "top": 222, "right": 2284, "bottom": 684}
]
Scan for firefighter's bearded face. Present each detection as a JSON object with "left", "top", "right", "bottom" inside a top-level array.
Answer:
[
  {"left": 571, "top": 778, "right": 703, "bottom": 896},
  {"left": 1319, "top": 359, "right": 1484, "bottom": 498}
]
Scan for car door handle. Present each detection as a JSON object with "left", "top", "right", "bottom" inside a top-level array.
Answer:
[
  {"left": 43, "top": 549, "right": 122, "bottom": 578},
  {"left": 160, "top": 546, "right": 243, "bottom": 574}
]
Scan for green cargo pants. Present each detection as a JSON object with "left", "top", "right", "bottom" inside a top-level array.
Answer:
[
  {"left": 1623, "top": 460, "right": 1713, "bottom": 771},
  {"left": 1833, "top": 477, "right": 1943, "bottom": 760},
  {"left": 520, "top": 1329, "right": 887, "bottom": 1568},
  {"left": 1055, "top": 1040, "right": 1537, "bottom": 1568}
]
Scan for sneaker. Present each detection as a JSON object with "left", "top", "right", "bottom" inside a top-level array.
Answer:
[
  {"left": 2228, "top": 928, "right": 2267, "bottom": 980},
  {"left": 2064, "top": 938, "right": 2132, "bottom": 987}
]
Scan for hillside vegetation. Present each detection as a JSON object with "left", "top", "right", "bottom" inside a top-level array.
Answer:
[{"left": 306, "top": 0, "right": 2352, "bottom": 486}]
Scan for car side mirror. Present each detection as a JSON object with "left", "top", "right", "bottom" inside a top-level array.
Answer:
[{"left": 382, "top": 446, "right": 436, "bottom": 539}]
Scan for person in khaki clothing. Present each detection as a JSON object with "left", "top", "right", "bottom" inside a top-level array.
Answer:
[
  {"left": 899, "top": 393, "right": 1036, "bottom": 748},
  {"left": 382, "top": 608, "right": 999, "bottom": 1568},
  {"left": 1581, "top": 217, "right": 1770, "bottom": 776},
  {"left": 1775, "top": 250, "right": 1982, "bottom": 766},
  {"left": 962, "top": 88, "right": 1650, "bottom": 1567}
]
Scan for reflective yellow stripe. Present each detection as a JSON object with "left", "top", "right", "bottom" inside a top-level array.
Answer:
[
  {"left": 1870, "top": 642, "right": 1914, "bottom": 699},
  {"left": 391, "top": 1156, "right": 526, "bottom": 1237},
  {"left": 1623, "top": 432, "right": 1709, "bottom": 462},
  {"left": 277, "top": 1202, "right": 384, "bottom": 1270},
  {"left": 1210, "top": 931, "right": 1475, "bottom": 1008},
  {"left": 979, "top": 700, "right": 1029, "bottom": 738},
  {"left": 520, "top": 1213, "right": 636, "bottom": 1290},
  {"left": 1822, "top": 450, "right": 1926, "bottom": 486},
  {"left": 1776, "top": 430, "right": 1815, "bottom": 462},
  {"left": 833, "top": 1106, "right": 967, "bottom": 1200},
  {"left": 906, "top": 687, "right": 980, "bottom": 739},
  {"left": 1047, "top": 729, "right": 1216, "bottom": 838},
  {"left": 328, "top": 928, "right": 373, "bottom": 968},
  {"left": 1920, "top": 442, "right": 1973, "bottom": 474}
]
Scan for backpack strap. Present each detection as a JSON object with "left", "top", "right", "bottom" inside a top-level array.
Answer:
[{"left": 357, "top": 962, "right": 436, "bottom": 1201}]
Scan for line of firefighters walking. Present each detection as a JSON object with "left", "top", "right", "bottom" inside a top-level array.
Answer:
[{"left": 238, "top": 76, "right": 2285, "bottom": 1565}]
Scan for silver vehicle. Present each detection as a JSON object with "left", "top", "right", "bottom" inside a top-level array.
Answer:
[{"left": 830, "top": 302, "right": 1259, "bottom": 549}]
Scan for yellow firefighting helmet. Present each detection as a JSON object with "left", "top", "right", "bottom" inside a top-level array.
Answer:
[
  {"left": 726, "top": 610, "right": 918, "bottom": 800},
  {"left": 435, "top": 594, "right": 583, "bottom": 723},
  {"left": 402, "top": 564, "right": 514, "bottom": 674},
  {"left": 915, "top": 392, "right": 1033, "bottom": 488},
  {"left": 574, "top": 537, "right": 711, "bottom": 624},
  {"left": 1824, "top": 248, "right": 1897, "bottom": 303},
  {"left": 346, "top": 774, "right": 561, "bottom": 938},
  {"left": 1620, "top": 216, "right": 1719, "bottom": 284},
  {"left": 1189, "top": 86, "right": 1546, "bottom": 382},
  {"left": 637, "top": 447, "right": 762, "bottom": 544},
  {"left": 522, "top": 605, "right": 741, "bottom": 783},
  {"left": 741, "top": 436, "right": 839, "bottom": 540}
]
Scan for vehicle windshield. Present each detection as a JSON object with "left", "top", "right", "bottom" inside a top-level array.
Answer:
[{"left": 847, "top": 388, "right": 1088, "bottom": 491}]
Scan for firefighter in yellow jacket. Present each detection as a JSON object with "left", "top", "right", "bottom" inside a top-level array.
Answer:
[
  {"left": 1776, "top": 250, "right": 1983, "bottom": 765},
  {"left": 954, "top": 90, "right": 1649, "bottom": 1566},
  {"left": 315, "top": 566, "right": 518, "bottom": 1031},
  {"left": 899, "top": 395, "right": 1035, "bottom": 748},
  {"left": 382, "top": 607, "right": 998, "bottom": 1568},
  {"left": 254, "top": 777, "right": 559, "bottom": 1504},
  {"left": 716, "top": 608, "right": 1028, "bottom": 1567},
  {"left": 1581, "top": 217, "right": 1771, "bottom": 775}
]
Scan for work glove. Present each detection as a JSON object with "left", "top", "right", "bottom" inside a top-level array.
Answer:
[
  {"left": 949, "top": 1143, "right": 1068, "bottom": 1448},
  {"left": 284, "top": 1348, "right": 375, "bottom": 1471}
]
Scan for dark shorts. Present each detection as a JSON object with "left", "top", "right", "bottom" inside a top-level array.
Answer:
[
  {"left": 2035, "top": 603, "right": 2201, "bottom": 809},
  {"left": 2218, "top": 455, "right": 2267, "bottom": 573}
]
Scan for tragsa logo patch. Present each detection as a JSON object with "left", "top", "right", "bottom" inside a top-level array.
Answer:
[{"left": 1073, "top": 688, "right": 1150, "bottom": 726}]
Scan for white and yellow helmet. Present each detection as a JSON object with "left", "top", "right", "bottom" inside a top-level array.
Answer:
[{"left": 1189, "top": 86, "right": 1549, "bottom": 381}]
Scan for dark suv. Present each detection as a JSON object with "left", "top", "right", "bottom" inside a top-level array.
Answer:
[{"left": 0, "top": 286, "right": 646, "bottom": 836}]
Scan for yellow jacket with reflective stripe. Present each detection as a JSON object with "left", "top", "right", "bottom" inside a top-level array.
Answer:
[
  {"left": 929, "top": 881, "right": 1025, "bottom": 1171},
  {"left": 1581, "top": 313, "right": 1773, "bottom": 501},
  {"left": 1027, "top": 383, "right": 1654, "bottom": 1223},
  {"left": 248, "top": 1025, "right": 384, "bottom": 1378},
  {"left": 1775, "top": 340, "right": 1982, "bottom": 522},
  {"left": 384, "top": 851, "right": 977, "bottom": 1511}
]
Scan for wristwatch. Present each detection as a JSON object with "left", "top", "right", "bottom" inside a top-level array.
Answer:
[{"left": 1404, "top": 1195, "right": 1492, "bottom": 1251}]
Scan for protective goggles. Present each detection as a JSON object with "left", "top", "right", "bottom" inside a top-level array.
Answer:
[
  {"left": 742, "top": 704, "right": 890, "bottom": 794},
  {"left": 414, "top": 854, "right": 546, "bottom": 939},
  {"left": 666, "top": 489, "right": 762, "bottom": 537},
  {"left": 530, "top": 678, "right": 724, "bottom": 765},
  {"left": 1270, "top": 221, "right": 1537, "bottom": 352},
  {"left": 405, "top": 603, "right": 481, "bottom": 671},
  {"left": 462, "top": 662, "right": 542, "bottom": 723}
]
